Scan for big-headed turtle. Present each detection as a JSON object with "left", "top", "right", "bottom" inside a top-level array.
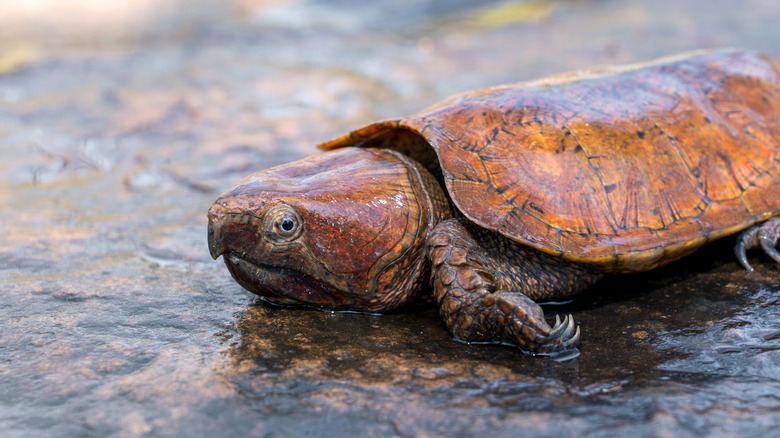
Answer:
[{"left": 208, "top": 49, "right": 780, "bottom": 355}]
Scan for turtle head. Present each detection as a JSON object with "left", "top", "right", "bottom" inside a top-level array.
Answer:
[{"left": 208, "top": 147, "right": 449, "bottom": 312}]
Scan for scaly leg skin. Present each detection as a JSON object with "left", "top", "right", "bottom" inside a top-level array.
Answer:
[
  {"left": 427, "top": 219, "right": 602, "bottom": 355},
  {"left": 735, "top": 217, "right": 780, "bottom": 272}
]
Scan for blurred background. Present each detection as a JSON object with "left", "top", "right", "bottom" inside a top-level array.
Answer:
[{"left": 2, "top": 1, "right": 780, "bottom": 436}]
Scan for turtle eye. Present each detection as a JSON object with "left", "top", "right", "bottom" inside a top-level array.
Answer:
[
  {"left": 275, "top": 214, "right": 299, "bottom": 236},
  {"left": 264, "top": 203, "right": 303, "bottom": 242}
]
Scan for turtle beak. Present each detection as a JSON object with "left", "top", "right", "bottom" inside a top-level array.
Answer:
[{"left": 207, "top": 205, "right": 226, "bottom": 260}]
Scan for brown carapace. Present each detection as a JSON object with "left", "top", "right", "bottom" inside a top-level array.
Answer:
[{"left": 209, "top": 49, "right": 780, "bottom": 356}]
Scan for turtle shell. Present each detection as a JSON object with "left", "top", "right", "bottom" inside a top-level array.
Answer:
[{"left": 320, "top": 49, "right": 780, "bottom": 273}]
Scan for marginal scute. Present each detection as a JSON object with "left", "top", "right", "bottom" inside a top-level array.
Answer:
[{"left": 320, "top": 49, "right": 780, "bottom": 273}]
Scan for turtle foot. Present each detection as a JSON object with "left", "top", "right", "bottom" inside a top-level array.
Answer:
[
  {"left": 447, "top": 290, "right": 580, "bottom": 355},
  {"left": 492, "top": 292, "right": 580, "bottom": 355},
  {"left": 735, "top": 217, "right": 780, "bottom": 272}
]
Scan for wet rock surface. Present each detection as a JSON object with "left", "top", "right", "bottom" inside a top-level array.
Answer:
[{"left": 2, "top": 0, "right": 780, "bottom": 436}]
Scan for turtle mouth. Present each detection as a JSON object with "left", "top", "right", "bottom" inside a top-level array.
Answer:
[{"left": 223, "top": 253, "right": 352, "bottom": 308}]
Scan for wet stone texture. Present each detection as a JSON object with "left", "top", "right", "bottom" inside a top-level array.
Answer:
[{"left": 2, "top": 0, "right": 780, "bottom": 436}]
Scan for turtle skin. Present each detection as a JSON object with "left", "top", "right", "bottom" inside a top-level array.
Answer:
[{"left": 210, "top": 49, "right": 780, "bottom": 356}]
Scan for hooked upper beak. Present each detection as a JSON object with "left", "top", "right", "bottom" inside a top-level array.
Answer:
[{"left": 207, "top": 205, "right": 226, "bottom": 260}]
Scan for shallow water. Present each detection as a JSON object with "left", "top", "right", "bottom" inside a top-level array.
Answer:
[{"left": 2, "top": 0, "right": 780, "bottom": 436}]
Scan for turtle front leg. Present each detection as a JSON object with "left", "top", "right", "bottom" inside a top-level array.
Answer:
[{"left": 427, "top": 219, "right": 602, "bottom": 355}]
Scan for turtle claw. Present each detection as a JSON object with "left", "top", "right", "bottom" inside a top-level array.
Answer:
[
  {"left": 759, "top": 231, "right": 780, "bottom": 264},
  {"left": 735, "top": 234, "right": 755, "bottom": 272},
  {"left": 565, "top": 325, "right": 581, "bottom": 350},
  {"left": 549, "top": 313, "right": 574, "bottom": 339},
  {"left": 545, "top": 314, "right": 579, "bottom": 353}
]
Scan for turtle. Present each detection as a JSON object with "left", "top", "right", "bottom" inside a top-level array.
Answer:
[{"left": 208, "top": 48, "right": 780, "bottom": 355}]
